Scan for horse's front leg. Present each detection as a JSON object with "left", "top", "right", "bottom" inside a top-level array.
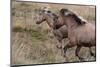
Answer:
[
  {"left": 62, "top": 41, "right": 71, "bottom": 57},
  {"left": 56, "top": 38, "right": 65, "bottom": 57},
  {"left": 75, "top": 45, "right": 84, "bottom": 61},
  {"left": 55, "top": 39, "right": 62, "bottom": 49},
  {"left": 63, "top": 45, "right": 67, "bottom": 57},
  {"left": 60, "top": 40, "right": 65, "bottom": 56},
  {"left": 53, "top": 30, "right": 62, "bottom": 49}
]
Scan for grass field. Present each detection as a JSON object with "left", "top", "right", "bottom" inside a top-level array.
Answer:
[{"left": 11, "top": 1, "right": 96, "bottom": 65}]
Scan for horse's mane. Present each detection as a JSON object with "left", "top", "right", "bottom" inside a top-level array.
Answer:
[
  {"left": 72, "top": 14, "right": 87, "bottom": 25},
  {"left": 72, "top": 14, "right": 83, "bottom": 25},
  {"left": 60, "top": 8, "right": 86, "bottom": 25}
]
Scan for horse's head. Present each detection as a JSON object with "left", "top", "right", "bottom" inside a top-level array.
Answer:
[
  {"left": 35, "top": 7, "right": 53, "bottom": 24},
  {"left": 35, "top": 7, "right": 47, "bottom": 24},
  {"left": 60, "top": 8, "right": 87, "bottom": 25},
  {"left": 35, "top": 7, "right": 59, "bottom": 28}
]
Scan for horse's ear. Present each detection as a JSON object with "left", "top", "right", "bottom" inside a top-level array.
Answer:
[{"left": 60, "top": 8, "right": 72, "bottom": 16}]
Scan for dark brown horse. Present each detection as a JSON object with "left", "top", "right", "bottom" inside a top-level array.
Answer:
[
  {"left": 60, "top": 8, "right": 96, "bottom": 60},
  {"left": 35, "top": 7, "right": 68, "bottom": 55}
]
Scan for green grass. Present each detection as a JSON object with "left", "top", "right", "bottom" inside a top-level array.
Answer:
[{"left": 13, "top": 26, "right": 48, "bottom": 41}]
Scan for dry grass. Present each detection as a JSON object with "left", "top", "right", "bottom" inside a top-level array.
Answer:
[{"left": 11, "top": 1, "right": 96, "bottom": 65}]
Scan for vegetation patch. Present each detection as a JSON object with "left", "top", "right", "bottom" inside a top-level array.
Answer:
[{"left": 12, "top": 26, "right": 48, "bottom": 41}]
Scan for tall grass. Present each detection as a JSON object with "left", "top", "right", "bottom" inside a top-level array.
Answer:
[{"left": 11, "top": 1, "right": 96, "bottom": 65}]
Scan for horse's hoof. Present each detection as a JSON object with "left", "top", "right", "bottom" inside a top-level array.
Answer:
[
  {"left": 90, "top": 52, "right": 95, "bottom": 57},
  {"left": 78, "top": 57, "right": 84, "bottom": 61}
]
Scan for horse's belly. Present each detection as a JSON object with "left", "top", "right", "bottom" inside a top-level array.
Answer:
[{"left": 69, "top": 29, "right": 95, "bottom": 46}]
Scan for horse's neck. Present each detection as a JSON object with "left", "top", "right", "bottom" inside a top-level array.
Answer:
[
  {"left": 45, "top": 13, "right": 61, "bottom": 29},
  {"left": 46, "top": 15, "right": 54, "bottom": 28},
  {"left": 65, "top": 18, "right": 78, "bottom": 29},
  {"left": 58, "top": 17, "right": 64, "bottom": 26},
  {"left": 53, "top": 17, "right": 64, "bottom": 29}
]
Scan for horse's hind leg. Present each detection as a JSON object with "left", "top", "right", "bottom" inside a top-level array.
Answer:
[
  {"left": 75, "top": 46, "right": 84, "bottom": 61},
  {"left": 89, "top": 47, "right": 96, "bottom": 57}
]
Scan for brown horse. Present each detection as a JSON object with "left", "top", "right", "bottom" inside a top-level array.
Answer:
[
  {"left": 36, "top": 7, "right": 64, "bottom": 29},
  {"left": 35, "top": 7, "right": 68, "bottom": 55},
  {"left": 60, "top": 8, "right": 96, "bottom": 60}
]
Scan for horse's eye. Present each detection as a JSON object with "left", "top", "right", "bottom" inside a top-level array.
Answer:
[{"left": 47, "top": 11, "right": 51, "bottom": 13}]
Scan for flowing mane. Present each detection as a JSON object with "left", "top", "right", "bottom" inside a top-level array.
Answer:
[{"left": 60, "top": 8, "right": 87, "bottom": 25}]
